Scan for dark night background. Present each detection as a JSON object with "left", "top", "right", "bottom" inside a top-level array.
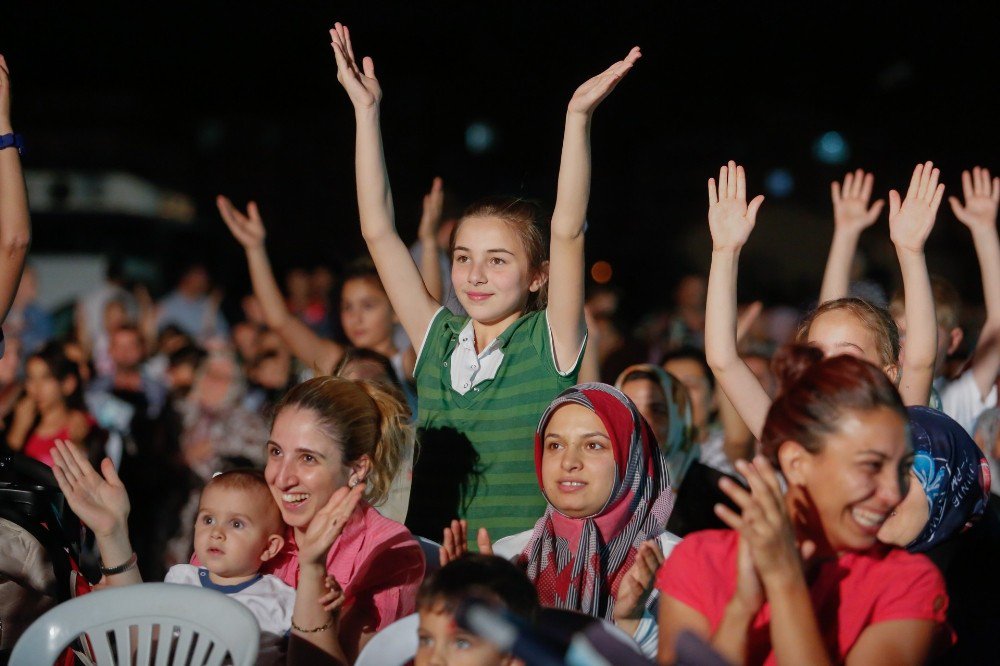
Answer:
[{"left": 4, "top": 1, "right": 1000, "bottom": 323}]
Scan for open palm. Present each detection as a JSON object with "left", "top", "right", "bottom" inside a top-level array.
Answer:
[
  {"left": 51, "top": 440, "right": 130, "bottom": 538},
  {"left": 708, "top": 161, "right": 765, "bottom": 251},
  {"left": 832, "top": 169, "right": 884, "bottom": 234},
  {"left": 330, "top": 23, "right": 381, "bottom": 110},
  {"left": 889, "top": 161, "right": 944, "bottom": 253},
  {"left": 567, "top": 47, "right": 641, "bottom": 116},
  {"left": 217, "top": 195, "right": 266, "bottom": 250},
  {"left": 297, "top": 484, "right": 365, "bottom": 566},
  {"left": 949, "top": 166, "right": 999, "bottom": 231}
]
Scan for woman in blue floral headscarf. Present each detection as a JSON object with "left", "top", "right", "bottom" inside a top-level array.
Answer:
[{"left": 878, "top": 406, "right": 990, "bottom": 553}]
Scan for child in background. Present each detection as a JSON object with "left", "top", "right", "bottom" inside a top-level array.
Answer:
[
  {"left": 415, "top": 554, "right": 539, "bottom": 666},
  {"left": 889, "top": 167, "right": 1000, "bottom": 434},
  {"left": 330, "top": 21, "right": 639, "bottom": 539},
  {"left": 49, "top": 443, "right": 330, "bottom": 663}
]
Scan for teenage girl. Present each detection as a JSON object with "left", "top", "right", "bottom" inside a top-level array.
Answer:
[
  {"left": 329, "top": 21, "right": 640, "bottom": 539},
  {"left": 705, "top": 161, "right": 942, "bottom": 441}
]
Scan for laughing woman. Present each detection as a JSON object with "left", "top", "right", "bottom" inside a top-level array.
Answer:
[{"left": 656, "top": 345, "right": 950, "bottom": 665}]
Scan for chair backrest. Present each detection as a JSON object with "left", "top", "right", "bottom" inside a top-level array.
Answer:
[
  {"left": 354, "top": 613, "right": 419, "bottom": 666},
  {"left": 10, "top": 582, "right": 260, "bottom": 666},
  {"left": 416, "top": 536, "right": 441, "bottom": 574}
]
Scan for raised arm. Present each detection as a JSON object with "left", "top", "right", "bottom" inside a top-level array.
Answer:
[
  {"left": 949, "top": 167, "right": 1000, "bottom": 399},
  {"left": 819, "top": 170, "right": 884, "bottom": 303},
  {"left": 218, "top": 196, "right": 345, "bottom": 373},
  {"left": 547, "top": 47, "right": 640, "bottom": 372},
  {"left": 416, "top": 177, "right": 445, "bottom": 302},
  {"left": 329, "top": 23, "right": 439, "bottom": 346},
  {"left": 889, "top": 162, "right": 943, "bottom": 407},
  {"left": 704, "top": 162, "right": 772, "bottom": 439},
  {"left": 0, "top": 55, "right": 32, "bottom": 326}
]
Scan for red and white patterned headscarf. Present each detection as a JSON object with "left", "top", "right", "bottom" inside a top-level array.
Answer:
[{"left": 519, "top": 383, "right": 673, "bottom": 620}]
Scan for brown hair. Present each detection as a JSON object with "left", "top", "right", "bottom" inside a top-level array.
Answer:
[
  {"left": 796, "top": 297, "right": 900, "bottom": 370},
  {"left": 272, "top": 377, "right": 413, "bottom": 507},
  {"left": 204, "top": 469, "right": 284, "bottom": 535},
  {"left": 452, "top": 196, "right": 549, "bottom": 311},
  {"left": 761, "top": 344, "right": 906, "bottom": 463}
]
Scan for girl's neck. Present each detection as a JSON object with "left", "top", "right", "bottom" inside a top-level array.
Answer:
[
  {"left": 37, "top": 405, "right": 70, "bottom": 432},
  {"left": 471, "top": 310, "right": 524, "bottom": 354}
]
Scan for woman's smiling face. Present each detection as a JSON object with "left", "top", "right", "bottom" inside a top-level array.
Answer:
[
  {"left": 541, "top": 403, "right": 618, "bottom": 518},
  {"left": 264, "top": 406, "right": 351, "bottom": 530}
]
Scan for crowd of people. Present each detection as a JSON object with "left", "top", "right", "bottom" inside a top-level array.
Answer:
[{"left": 2, "top": 21, "right": 1000, "bottom": 666}]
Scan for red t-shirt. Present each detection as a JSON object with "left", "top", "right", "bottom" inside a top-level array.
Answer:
[{"left": 656, "top": 530, "right": 950, "bottom": 665}]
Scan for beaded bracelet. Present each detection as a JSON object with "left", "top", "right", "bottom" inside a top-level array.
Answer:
[{"left": 291, "top": 617, "right": 335, "bottom": 633}]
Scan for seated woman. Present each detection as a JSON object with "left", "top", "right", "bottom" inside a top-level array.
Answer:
[
  {"left": 657, "top": 345, "right": 951, "bottom": 665},
  {"left": 6, "top": 342, "right": 100, "bottom": 467},
  {"left": 877, "top": 406, "right": 998, "bottom": 664},
  {"left": 442, "top": 383, "right": 677, "bottom": 657}
]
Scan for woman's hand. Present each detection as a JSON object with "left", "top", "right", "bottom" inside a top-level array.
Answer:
[
  {"left": 567, "top": 47, "right": 641, "bottom": 117},
  {"left": 716, "top": 456, "right": 815, "bottom": 590},
  {"left": 439, "top": 519, "right": 493, "bottom": 566},
  {"left": 418, "top": 177, "right": 444, "bottom": 242},
  {"left": 217, "top": 195, "right": 265, "bottom": 251},
  {"left": 949, "top": 166, "right": 1000, "bottom": 232},
  {"left": 297, "top": 482, "right": 365, "bottom": 567},
  {"left": 889, "top": 161, "right": 944, "bottom": 253},
  {"left": 330, "top": 22, "right": 382, "bottom": 110},
  {"left": 613, "top": 540, "right": 665, "bottom": 623},
  {"left": 732, "top": 535, "right": 764, "bottom": 615},
  {"left": 51, "top": 440, "right": 130, "bottom": 539},
  {"left": 831, "top": 169, "right": 884, "bottom": 236},
  {"left": 318, "top": 575, "right": 348, "bottom": 615},
  {"left": 708, "top": 161, "right": 765, "bottom": 252}
]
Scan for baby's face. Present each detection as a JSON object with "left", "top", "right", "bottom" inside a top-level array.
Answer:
[{"left": 193, "top": 485, "right": 282, "bottom": 582}]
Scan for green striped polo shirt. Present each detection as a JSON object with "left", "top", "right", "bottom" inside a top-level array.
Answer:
[{"left": 414, "top": 307, "right": 582, "bottom": 542}]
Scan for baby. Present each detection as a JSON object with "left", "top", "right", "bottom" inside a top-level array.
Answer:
[{"left": 165, "top": 469, "right": 294, "bottom": 655}]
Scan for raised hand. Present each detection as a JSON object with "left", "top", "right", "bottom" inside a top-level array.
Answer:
[
  {"left": 831, "top": 169, "right": 884, "bottom": 234},
  {"left": 439, "top": 519, "right": 493, "bottom": 566},
  {"left": 889, "top": 161, "right": 945, "bottom": 253},
  {"left": 613, "top": 540, "right": 665, "bottom": 623},
  {"left": 949, "top": 166, "right": 1000, "bottom": 232},
  {"left": 0, "top": 54, "right": 11, "bottom": 130},
  {"left": 567, "top": 47, "right": 641, "bottom": 116},
  {"left": 297, "top": 483, "right": 365, "bottom": 566},
  {"left": 715, "top": 456, "right": 815, "bottom": 589},
  {"left": 418, "top": 177, "right": 444, "bottom": 242},
  {"left": 330, "top": 23, "right": 381, "bottom": 110},
  {"left": 51, "top": 440, "right": 130, "bottom": 538},
  {"left": 217, "top": 195, "right": 266, "bottom": 250},
  {"left": 708, "top": 161, "right": 765, "bottom": 252}
]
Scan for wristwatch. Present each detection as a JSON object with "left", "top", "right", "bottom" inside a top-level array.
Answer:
[{"left": 0, "top": 133, "right": 24, "bottom": 154}]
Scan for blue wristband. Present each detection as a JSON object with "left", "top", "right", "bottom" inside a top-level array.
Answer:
[{"left": 0, "top": 133, "right": 24, "bottom": 155}]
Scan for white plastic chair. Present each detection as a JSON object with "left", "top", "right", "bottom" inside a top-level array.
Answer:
[
  {"left": 10, "top": 582, "right": 260, "bottom": 666},
  {"left": 354, "top": 613, "right": 418, "bottom": 666},
  {"left": 416, "top": 536, "right": 442, "bottom": 574}
]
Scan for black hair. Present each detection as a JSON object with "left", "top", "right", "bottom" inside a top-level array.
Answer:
[
  {"left": 417, "top": 554, "right": 539, "bottom": 621},
  {"left": 660, "top": 346, "right": 715, "bottom": 391}
]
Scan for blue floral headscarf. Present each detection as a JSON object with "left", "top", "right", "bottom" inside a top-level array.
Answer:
[{"left": 906, "top": 406, "right": 991, "bottom": 553}]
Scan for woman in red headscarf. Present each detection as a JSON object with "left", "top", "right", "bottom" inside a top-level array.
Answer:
[{"left": 441, "top": 383, "right": 677, "bottom": 656}]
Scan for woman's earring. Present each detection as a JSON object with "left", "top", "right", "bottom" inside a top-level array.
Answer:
[{"left": 349, "top": 477, "right": 359, "bottom": 488}]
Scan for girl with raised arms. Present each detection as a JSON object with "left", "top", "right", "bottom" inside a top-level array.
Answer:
[{"left": 329, "top": 21, "right": 640, "bottom": 539}]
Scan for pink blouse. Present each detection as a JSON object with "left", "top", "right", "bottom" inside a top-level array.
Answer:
[{"left": 267, "top": 502, "right": 425, "bottom": 644}]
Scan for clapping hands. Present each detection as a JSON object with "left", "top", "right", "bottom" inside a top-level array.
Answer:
[{"left": 439, "top": 519, "right": 493, "bottom": 566}]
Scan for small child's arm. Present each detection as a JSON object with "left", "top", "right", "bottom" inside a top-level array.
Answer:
[
  {"left": 0, "top": 55, "right": 31, "bottom": 327},
  {"left": 949, "top": 167, "right": 1000, "bottom": 399},
  {"left": 547, "top": 48, "right": 640, "bottom": 372},
  {"left": 330, "top": 24, "right": 439, "bottom": 347},
  {"left": 704, "top": 162, "right": 772, "bottom": 439},
  {"left": 890, "top": 162, "right": 944, "bottom": 407},
  {"left": 819, "top": 170, "right": 884, "bottom": 303}
]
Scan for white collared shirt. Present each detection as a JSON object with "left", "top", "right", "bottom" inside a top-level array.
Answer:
[{"left": 449, "top": 318, "right": 505, "bottom": 394}]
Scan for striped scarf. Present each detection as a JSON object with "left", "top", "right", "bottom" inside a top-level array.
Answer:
[{"left": 519, "top": 383, "right": 673, "bottom": 620}]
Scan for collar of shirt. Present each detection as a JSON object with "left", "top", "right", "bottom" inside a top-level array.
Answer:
[{"left": 448, "top": 318, "right": 505, "bottom": 395}]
